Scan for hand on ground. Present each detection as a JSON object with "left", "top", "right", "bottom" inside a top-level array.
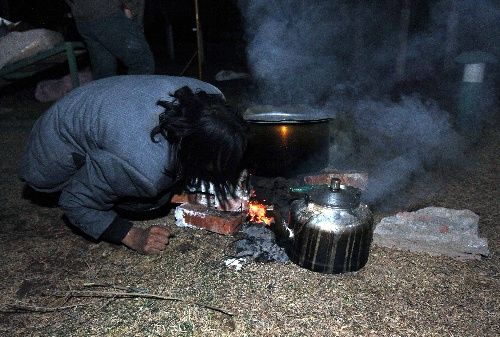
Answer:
[{"left": 121, "top": 225, "right": 171, "bottom": 255}]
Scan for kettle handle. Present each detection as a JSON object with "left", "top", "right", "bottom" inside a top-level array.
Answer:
[{"left": 330, "top": 178, "right": 341, "bottom": 191}]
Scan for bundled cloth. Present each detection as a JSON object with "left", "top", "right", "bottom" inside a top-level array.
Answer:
[
  {"left": 0, "top": 28, "right": 63, "bottom": 70},
  {"left": 35, "top": 68, "right": 93, "bottom": 102}
]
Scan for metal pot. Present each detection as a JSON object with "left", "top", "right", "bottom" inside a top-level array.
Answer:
[
  {"left": 285, "top": 178, "right": 373, "bottom": 274},
  {"left": 244, "top": 109, "right": 332, "bottom": 178}
]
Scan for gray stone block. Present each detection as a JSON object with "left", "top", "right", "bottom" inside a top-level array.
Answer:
[{"left": 373, "top": 207, "right": 489, "bottom": 260}]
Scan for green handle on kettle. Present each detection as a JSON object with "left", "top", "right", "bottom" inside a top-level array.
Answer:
[{"left": 288, "top": 184, "right": 327, "bottom": 194}]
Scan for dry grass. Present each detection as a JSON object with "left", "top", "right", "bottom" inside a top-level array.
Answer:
[{"left": 0, "top": 95, "right": 498, "bottom": 337}]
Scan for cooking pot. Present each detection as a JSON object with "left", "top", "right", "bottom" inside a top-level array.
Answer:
[
  {"left": 284, "top": 178, "right": 373, "bottom": 274},
  {"left": 244, "top": 108, "right": 332, "bottom": 178}
]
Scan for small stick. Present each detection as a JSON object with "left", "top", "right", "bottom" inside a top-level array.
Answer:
[
  {"left": 179, "top": 51, "right": 198, "bottom": 76},
  {"left": 2, "top": 302, "right": 88, "bottom": 313},
  {"left": 3, "top": 286, "right": 235, "bottom": 317},
  {"left": 194, "top": 0, "right": 203, "bottom": 80},
  {"left": 61, "top": 290, "right": 234, "bottom": 316},
  {"left": 395, "top": 0, "right": 411, "bottom": 81},
  {"left": 82, "top": 282, "right": 145, "bottom": 293}
]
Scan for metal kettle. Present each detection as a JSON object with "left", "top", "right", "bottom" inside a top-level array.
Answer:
[{"left": 286, "top": 178, "right": 373, "bottom": 274}]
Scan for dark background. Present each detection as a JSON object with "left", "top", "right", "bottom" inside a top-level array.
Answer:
[
  {"left": 0, "top": 0, "right": 442, "bottom": 77},
  {"left": 0, "top": 0, "right": 497, "bottom": 101},
  {"left": 0, "top": 0, "right": 248, "bottom": 76}
]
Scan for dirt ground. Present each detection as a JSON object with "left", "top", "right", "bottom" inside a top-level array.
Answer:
[{"left": 0, "top": 84, "right": 498, "bottom": 337}]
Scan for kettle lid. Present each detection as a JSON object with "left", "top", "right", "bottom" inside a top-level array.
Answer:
[{"left": 307, "top": 178, "right": 361, "bottom": 208}]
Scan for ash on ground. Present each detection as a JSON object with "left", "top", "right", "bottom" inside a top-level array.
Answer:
[{"left": 224, "top": 222, "right": 289, "bottom": 270}]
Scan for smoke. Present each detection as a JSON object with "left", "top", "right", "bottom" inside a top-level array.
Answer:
[
  {"left": 238, "top": 0, "right": 498, "bottom": 205},
  {"left": 351, "top": 95, "right": 463, "bottom": 203},
  {"left": 238, "top": 0, "right": 352, "bottom": 104}
]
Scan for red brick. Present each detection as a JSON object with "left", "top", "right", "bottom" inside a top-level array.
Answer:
[
  {"left": 174, "top": 203, "right": 244, "bottom": 235},
  {"left": 302, "top": 170, "right": 369, "bottom": 190},
  {"left": 171, "top": 193, "right": 189, "bottom": 204}
]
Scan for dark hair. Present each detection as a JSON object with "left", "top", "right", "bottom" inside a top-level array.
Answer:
[{"left": 151, "top": 86, "right": 248, "bottom": 200}]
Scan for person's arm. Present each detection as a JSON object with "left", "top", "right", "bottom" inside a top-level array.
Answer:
[
  {"left": 59, "top": 149, "right": 170, "bottom": 254},
  {"left": 100, "top": 216, "right": 134, "bottom": 243},
  {"left": 121, "top": 225, "right": 171, "bottom": 254},
  {"left": 101, "top": 216, "right": 171, "bottom": 254}
]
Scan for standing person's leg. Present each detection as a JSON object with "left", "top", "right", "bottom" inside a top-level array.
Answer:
[
  {"left": 76, "top": 20, "right": 118, "bottom": 79},
  {"left": 101, "top": 15, "right": 155, "bottom": 75}
]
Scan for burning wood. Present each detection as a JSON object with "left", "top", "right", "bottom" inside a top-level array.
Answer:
[
  {"left": 172, "top": 171, "right": 279, "bottom": 235},
  {"left": 248, "top": 201, "right": 274, "bottom": 225}
]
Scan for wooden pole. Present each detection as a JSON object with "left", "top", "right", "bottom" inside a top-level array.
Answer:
[
  {"left": 444, "top": 1, "right": 459, "bottom": 69},
  {"left": 194, "top": 0, "right": 203, "bottom": 80},
  {"left": 352, "top": 0, "right": 364, "bottom": 77},
  {"left": 395, "top": 0, "right": 411, "bottom": 81}
]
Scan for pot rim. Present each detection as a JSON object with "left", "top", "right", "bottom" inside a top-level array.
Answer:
[{"left": 244, "top": 111, "right": 333, "bottom": 124}]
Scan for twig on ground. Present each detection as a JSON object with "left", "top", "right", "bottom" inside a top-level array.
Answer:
[
  {"left": 2, "top": 284, "right": 235, "bottom": 317},
  {"left": 80, "top": 283, "right": 234, "bottom": 316},
  {"left": 1, "top": 302, "right": 88, "bottom": 313},
  {"left": 82, "top": 282, "right": 146, "bottom": 293},
  {"left": 60, "top": 289, "right": 235, "bottom": 316}
]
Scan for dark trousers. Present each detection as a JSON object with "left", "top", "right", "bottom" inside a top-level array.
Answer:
[{"left": 76, "top": 14, "right": 155, "bottom": 79}]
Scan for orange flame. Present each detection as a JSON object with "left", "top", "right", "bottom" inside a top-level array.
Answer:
[
  {"left": 279, "top": 125, "right": 289, "bottom": 138},
  {"left": 248, "top": 201, "right": 274, "bottom": 225}
]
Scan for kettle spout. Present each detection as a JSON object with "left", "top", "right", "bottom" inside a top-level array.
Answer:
[
  {"left": 272, "top": 217, "right": 295, "bottom": 242},
  {"left": 285, "top": 223, "right": 295, "bottom": 239},
  {"left": 267, "top": 204, "right": 294, "bottom": 243}
]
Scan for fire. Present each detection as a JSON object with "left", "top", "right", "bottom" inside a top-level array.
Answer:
[
  {"left": 248, "top": 201, "right": 274, "bottom": 225},
  {"left": 279, "top": 125, "right": 288, "bottom": 138}
]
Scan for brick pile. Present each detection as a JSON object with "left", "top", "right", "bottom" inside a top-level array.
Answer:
[
  {"left": 174, "top": 203, "right": 244, "bottom": 235},
  {"left": 302, "top": 169, "right": 369, "bottom": 190},
  {"left": 172, "top": 172, "right": 250, "bottom": 235}
]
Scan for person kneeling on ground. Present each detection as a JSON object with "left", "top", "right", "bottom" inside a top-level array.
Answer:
[{"left": 19, "top": 75, "right": 248, "bottom": 254}]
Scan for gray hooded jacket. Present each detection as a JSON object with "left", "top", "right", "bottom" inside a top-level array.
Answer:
[{"left": 19, "top": 75, "right": 222, "bottom": 239}]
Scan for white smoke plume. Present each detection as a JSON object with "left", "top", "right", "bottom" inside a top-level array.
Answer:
[
  {"left": 238, "top": 0, "right": 498, "bottom": 206},
  {"left": 351, "top": 96, "right": 464, "bottom": 203}
]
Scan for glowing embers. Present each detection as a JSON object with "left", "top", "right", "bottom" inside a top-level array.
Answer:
[
  {"left": 248, "top": 200, "right": 274, "bottom": 225},
  {"left": 279, "top": 125, "right": 289, "bottom": 139}
]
